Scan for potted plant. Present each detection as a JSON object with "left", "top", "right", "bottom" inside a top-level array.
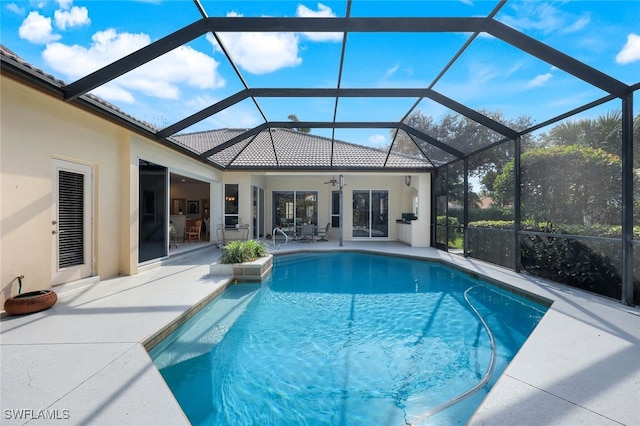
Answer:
[
  {"left": 4, "top": 275, "right": 57, "bottom": 315},
  {"left": 210, "top": 240, "right": 273, "bottom": 282}
]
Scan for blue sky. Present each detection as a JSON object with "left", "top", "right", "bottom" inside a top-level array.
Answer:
[{"left": 1, "top": 0, "right": 639, "bottom": 148}]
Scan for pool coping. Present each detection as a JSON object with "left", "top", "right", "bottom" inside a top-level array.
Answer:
[{"left": 1, "top": 242, "right": 639, "bottom": 425}]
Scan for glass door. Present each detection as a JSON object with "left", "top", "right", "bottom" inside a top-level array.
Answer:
[
  {"left": 252, "top": 186, "right": 265, "bottom": 239},
  {"left": 273, "top": 191, "right": 294, "bottom": 230},
  {"left": 273, "top": 191, "right": 318, "bottom": 236},
  {"left": 353, "top": 190, "right": 370, "bottom": 237},
  {"left": 371, "top": 190, "right": 389, "bottom": 237},
  {"left": 352, "top": 190, "right": 388, "bottom": 238},
  {"left": 296, "top": 191, "right": 317, "bottom": 225},
  {"left": 138, "top": 159, "right": 167, "bottom": 263}
]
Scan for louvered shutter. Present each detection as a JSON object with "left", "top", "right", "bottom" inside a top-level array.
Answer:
[{"left": 58, "top": 170, "right": 85, "bottom": 268}]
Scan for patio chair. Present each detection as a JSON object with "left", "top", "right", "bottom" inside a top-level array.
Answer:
[
  {"left": 184, "top": 220, "right": 202, "bottom": 243},
  {"left": 316, "top": 223, "right": 330, "bottom": 241},
  {"left": 300, "top": 223, "right": 315, "bottom": 242}
]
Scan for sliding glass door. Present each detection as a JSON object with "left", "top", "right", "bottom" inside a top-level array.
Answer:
[
  {"left": 139, "top": 159, "right": 167, "bottom": 263},
  {"left": 252, "top": 186, "right": 265, "bottom": 239},
  {"left": 352, "top": 190, "right": 388, "bottom": 238},
  {"left": 272, "top": 191, "right": 317, "bottom": 230}
]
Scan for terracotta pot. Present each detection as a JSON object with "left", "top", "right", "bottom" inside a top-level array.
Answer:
[{"left": 4, "top": 290, "right": 57, "bottom": 315}]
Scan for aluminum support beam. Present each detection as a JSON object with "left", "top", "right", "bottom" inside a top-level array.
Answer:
[
  {"left": 157, "top": 91, "right": 248, "bottom": 138},
  {"left": 463, "top": 158, "right": 469, "bottom": 256},
  {"left": 64, "top": 19, "right": 210, "bottom": 100},
  {"left": 488, "top": 20, "right": 628, "bottom": 96},
  {"left": 200, "top": 123, "right": 269, "bottom": 158},
  {"left": 514, "top": 136, "right": 522, "bottom": 272},
  {"left": 621, "top": 94, "right": 634, "bottom": 305},
  {"left": 399, "top": 123, "right": 466, "bottom": 159},
  {"left": 203, "top": 16, "right": 489, "bottom": 33},
  {"left": 425, "top": 89, "right": 519, "bottom": 139}
]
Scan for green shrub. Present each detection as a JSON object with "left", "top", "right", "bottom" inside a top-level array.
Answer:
[
  {"left": 468, "top": 207, "right": 513, "bottom": 222},
  {"left": 520, "top": 233, "right": 621, "bottom": 299},
  {"left": 466, "top": 220, "right": 627, "bottom": 299},
  {"left": 436, "top": 215, "right": 463, "bottom": 245},
  {"left": 442, "top": 218, "right": 640, "bottom": 301},
  {"left": 219, "top": 240, "right": 269, "bottom": 264}
]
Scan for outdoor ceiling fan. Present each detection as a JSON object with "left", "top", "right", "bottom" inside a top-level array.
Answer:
[
  {"left": 323, "top": 175, "right": 347, "bottom": 187},
  {"left": 323, "top": 176, "right": 339, "bottom": 186}
]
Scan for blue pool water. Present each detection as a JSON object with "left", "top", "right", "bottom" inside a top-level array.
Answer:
[{"left": 150, "top": 252, "right": 548, "bottom": 425}]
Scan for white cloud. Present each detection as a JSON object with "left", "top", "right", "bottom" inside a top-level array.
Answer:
[
  {"left": 296, "top": 3, "right": 335, "bottom": 18},
  {"left": 56, "top": 0, "right": 73, "bottom": 10},
  {"left": 502, "top": 2, "right": 590, "bottom": 35},
  {"left": 204, "top": 105, "right": 262, "bottom": 129},
  {"left": 19, "top": 11, "right": 61, "bottom": 44},
  {"left": 368, "top": 134, "right": 387, "bottom": 147},
  {"left": 211, "top": 13, "right": 302, "bottom": 74},
  {"left": 54, "top": 6, "right": 90, "bottom": 30},
  {"left": 562, "top": 14, "right": 590, "bottom": 34},
  {"left": 92, "top": 85, "right": 135, "bottom": 103},
  {"left": 526, "top": 72, "right": 552, "bottom": 88},
  {"left": 43, "top": 29, "right": 149, "bottom": 77},
  {"left": 42, "top": 29, "right": 225, "bottom": 103},
  {"left": 383, "top": 64, "right": 400, "bottom": 79},
  {"left": 6, "top": 3, "right": 25, "bottom": 15},
  {"left": 616, "top": 33, "right": 640, "bottom": 65},
  {"left": 296, "top": 3, "right": 342, "bottom": 42}
]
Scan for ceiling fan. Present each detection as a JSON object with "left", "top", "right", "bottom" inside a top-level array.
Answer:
[{"left": 324, "top": 176, "right": 339, "bottom": 186}]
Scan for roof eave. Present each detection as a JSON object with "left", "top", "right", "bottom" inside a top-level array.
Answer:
[{"left": 1, "top": 54, "right": 224, "bottom": 171}]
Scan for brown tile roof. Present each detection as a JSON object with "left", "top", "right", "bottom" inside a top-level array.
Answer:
[{"left": 173, "top": 128, "right": 434, "bottom": 170}]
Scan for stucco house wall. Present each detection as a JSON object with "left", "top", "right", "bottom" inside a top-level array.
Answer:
[
  {"left": 0, "top": 74, "right": 222, "bottom": 306},
  {"left": 262, "top": 173, "right": 431, "bottom": 244},
  {"left": 1, "top": 68, "right": 431, "bottom": 310}
]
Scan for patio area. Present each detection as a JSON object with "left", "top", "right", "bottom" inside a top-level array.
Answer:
[{"left": 1, "top": 242, "right": 638, "bottom": 425}]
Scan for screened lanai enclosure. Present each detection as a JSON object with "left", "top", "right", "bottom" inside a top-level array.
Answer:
[{"left": 5, "top": 0, "right": 638, "bottom": 305}]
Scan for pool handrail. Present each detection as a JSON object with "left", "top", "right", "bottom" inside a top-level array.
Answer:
[{"left": 272, "top": 227, "right": 288, "bottom": 250}]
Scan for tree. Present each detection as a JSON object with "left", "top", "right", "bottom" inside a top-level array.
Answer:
[
  {"left": 538, "top": 111, "right": 640, "bottom": 168},
  {"left": 493, "top": 145, "right": 622, "bottom": 225},
  {"left": 287, "top": 114, "right": 311, "bottom": 134},
  {"left": 391, "top": 110, "right": 534, "bottom": 188}
]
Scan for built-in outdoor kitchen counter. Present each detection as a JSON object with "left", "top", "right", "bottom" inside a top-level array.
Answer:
[{"left": 396, "top": 213, "right": 417, "bottom": 245}]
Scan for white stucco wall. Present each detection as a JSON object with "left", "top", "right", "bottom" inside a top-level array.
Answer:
[
  {"left": 1, "top": 72, "right": 432, "bottom": 307},
  {"left": 1, "top": 76, "right": 123, "bottom": 302},
  {"left": 0, "top": 75, "right": 223, "bottom": 305}
]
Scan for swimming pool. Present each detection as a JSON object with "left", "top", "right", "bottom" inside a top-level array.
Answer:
[{"left": 150, "top": 252, "right": 548, "bottom": 425}]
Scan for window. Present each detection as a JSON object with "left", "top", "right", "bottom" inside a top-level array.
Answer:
[
  {"left": 352, "top": 190, "right": 388, "bottom": 238},
  {"left": 224, "top": 184, "right": 239, "bottom": 228},
  {"left": 331, "top": 190, "right": 340, "bottom": 228}
]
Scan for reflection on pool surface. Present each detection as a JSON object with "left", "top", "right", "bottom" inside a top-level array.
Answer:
[{"left": 150, "top": 252, "right": 548, "bottom": 425}]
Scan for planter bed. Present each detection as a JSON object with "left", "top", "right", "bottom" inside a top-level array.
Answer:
[{"left": 209, "top": 254, "right": 273, "bottom": 282}]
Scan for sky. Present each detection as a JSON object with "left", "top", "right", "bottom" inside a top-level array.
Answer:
[{"left": 1, "top": 0, "right": 639, "bottom": 149}]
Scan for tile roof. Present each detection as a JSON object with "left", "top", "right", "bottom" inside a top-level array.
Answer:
[
  {"left": 173, "top": 128, "right": 434, "bottom": 170},
  {"left": 0, "top": 44, "right": 160, "bottom": 134},
  {"left": 2, "top": 44, "right": 432, "bottom": 172}
]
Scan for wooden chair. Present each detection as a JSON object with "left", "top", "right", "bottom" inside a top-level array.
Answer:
[{"left": 184, "top": 220, "right": 202, "bottom": 243}]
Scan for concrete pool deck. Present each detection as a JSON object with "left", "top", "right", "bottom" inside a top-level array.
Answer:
[{"left": 1, "top": 242, "right": 639, "bottom": 425}]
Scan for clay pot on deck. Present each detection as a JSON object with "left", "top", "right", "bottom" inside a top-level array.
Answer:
[{"left": 3, "top": 276, "right": 57, "bottom": 315}]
